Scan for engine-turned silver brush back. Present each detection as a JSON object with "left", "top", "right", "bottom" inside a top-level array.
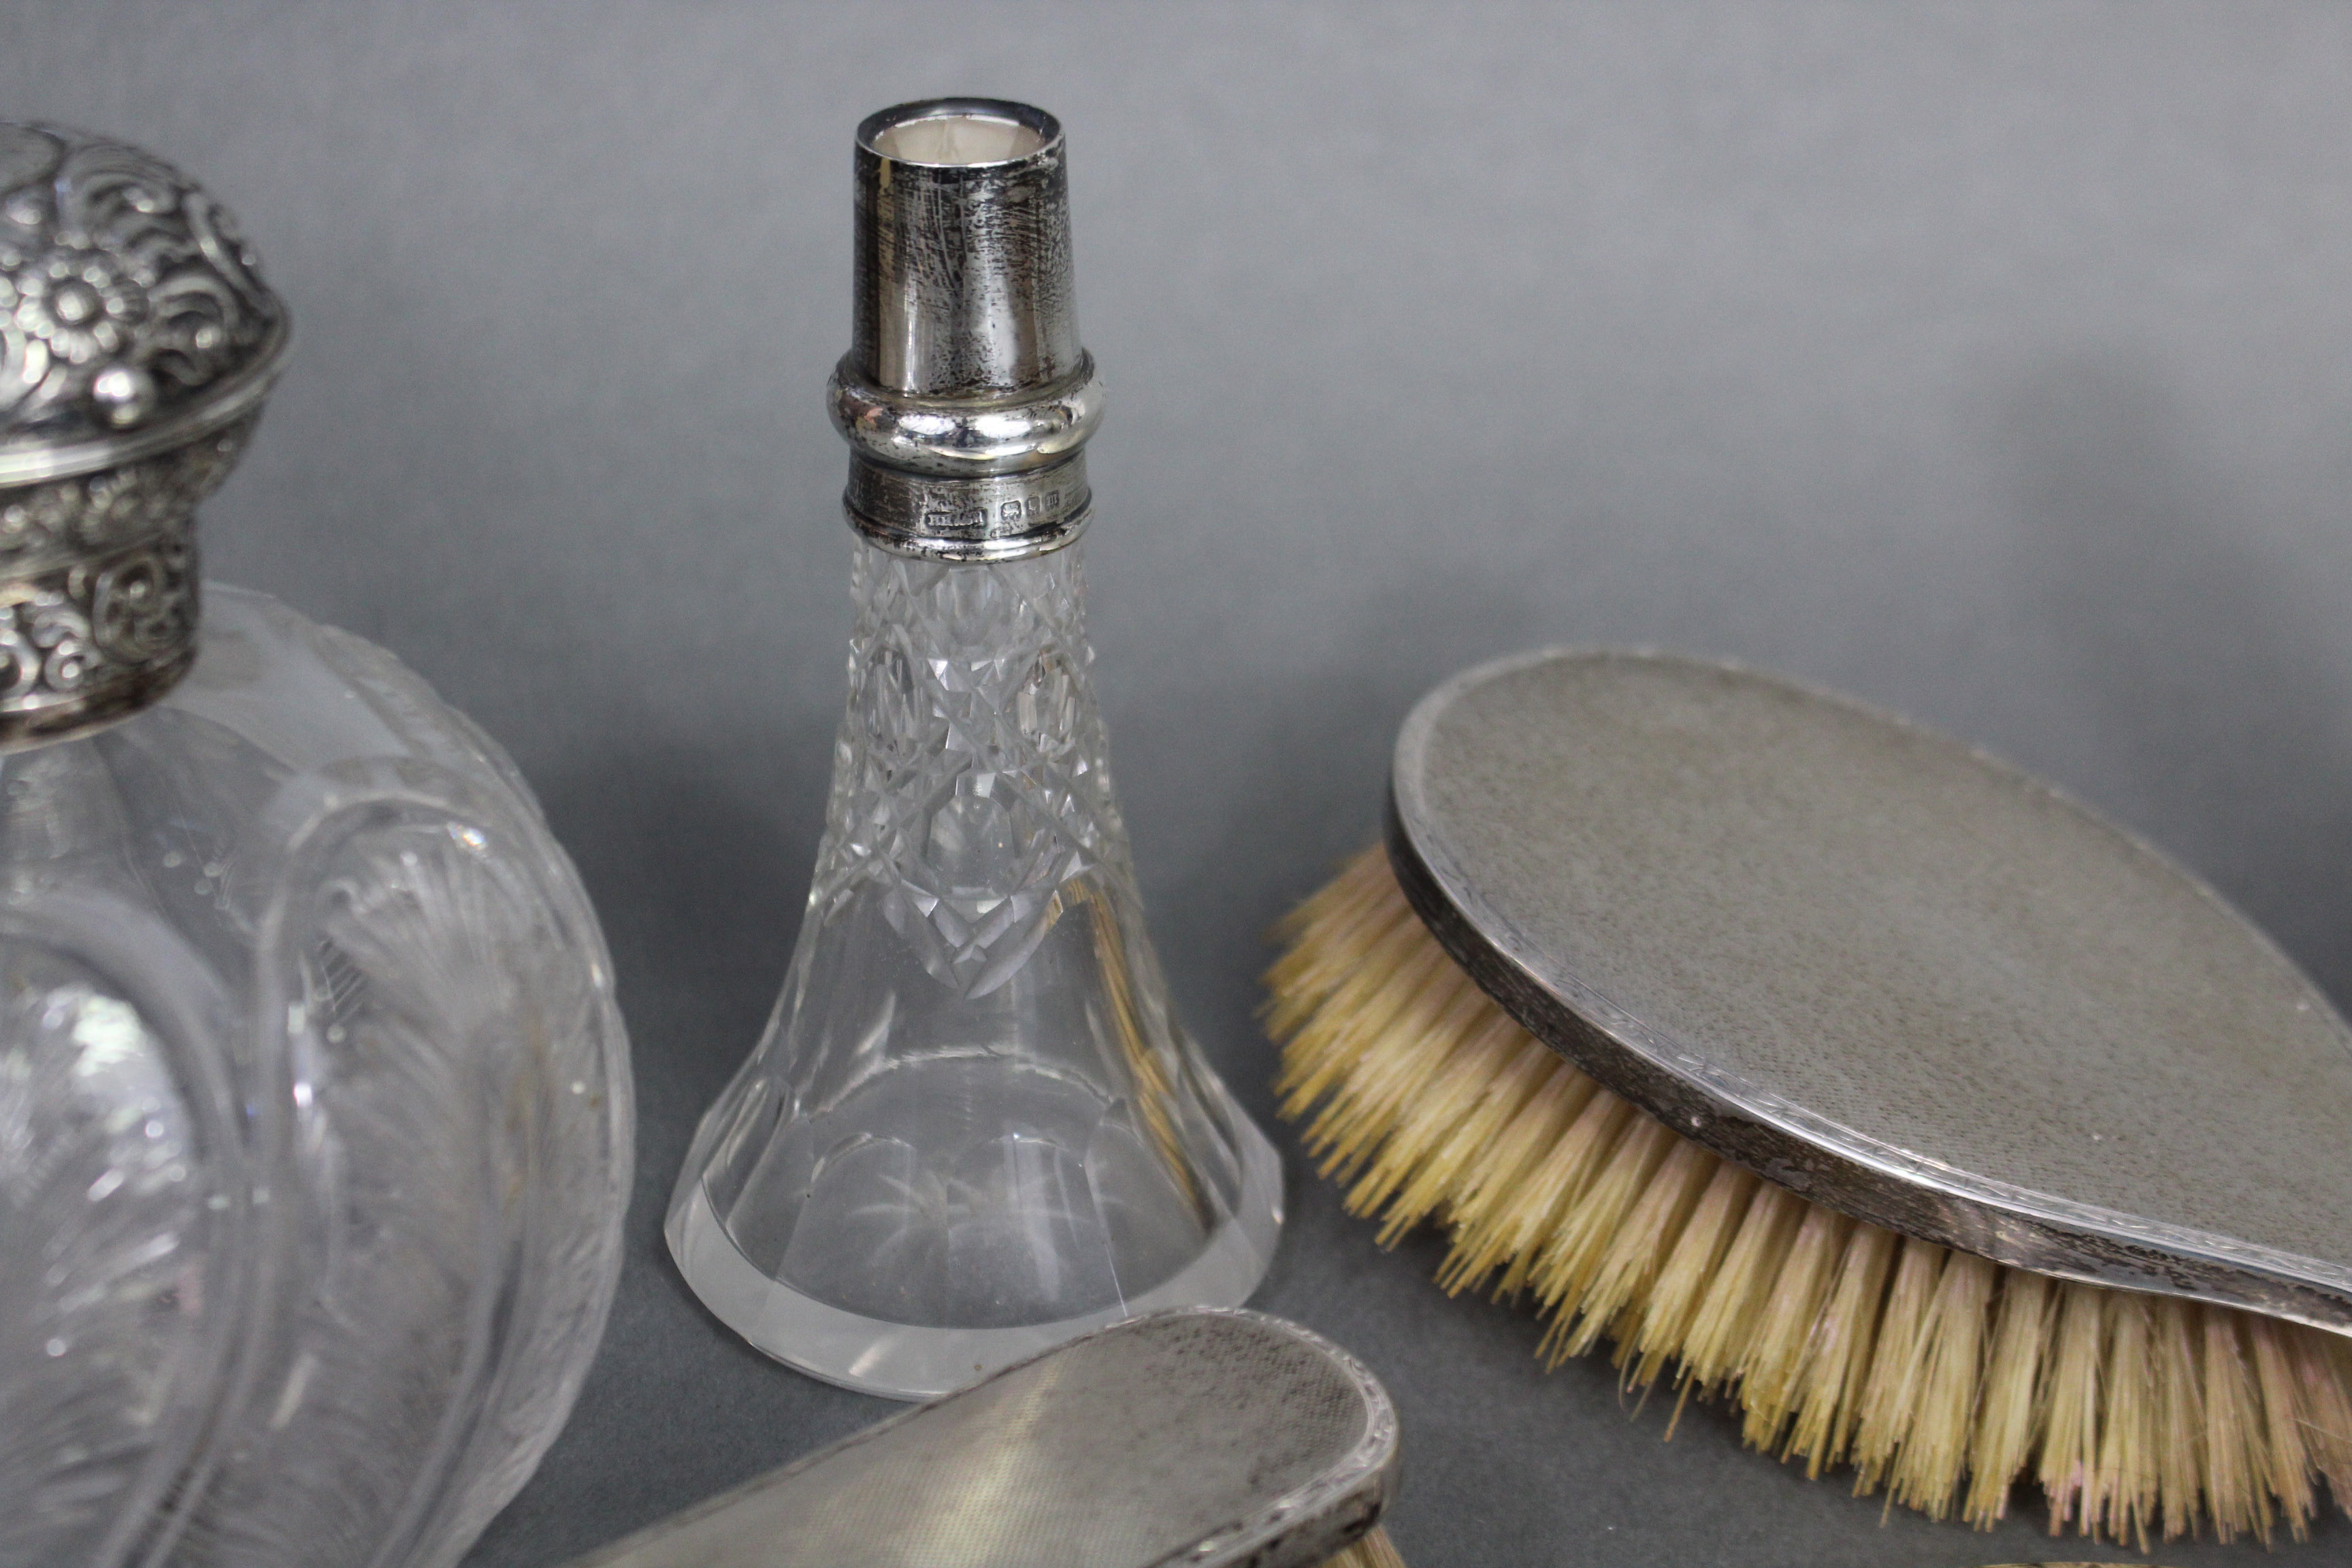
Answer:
[
  {"left": 0, "top": 122, "right": 288, "bottom": 747},
  {"left": 829, "top": 99, "right": 1102, "bottom": 561},
  {"left": 1387, "top": 648, "right": 2352, "bottom": 1331},
  {"left": 561, "top": 1310, "right": 1399, "bottom": 1568}
]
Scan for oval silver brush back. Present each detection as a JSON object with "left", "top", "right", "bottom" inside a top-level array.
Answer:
[{"left": 561, "top": 1310, "right": 1399, "bottom": 1568}]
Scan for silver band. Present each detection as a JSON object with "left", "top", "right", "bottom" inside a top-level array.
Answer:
[
  {"left": 843, "top": 451, "right": 1090, "bottom": 561},
  {"left": 828, "top": 355, "right": 1102, "bottom": 478}
]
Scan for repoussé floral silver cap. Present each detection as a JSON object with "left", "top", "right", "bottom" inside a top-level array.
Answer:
[{"left": 0, "top": 122, "right": 288, "bottom": 747}]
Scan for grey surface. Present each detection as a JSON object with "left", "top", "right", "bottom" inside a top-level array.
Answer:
[
  {"left": 1396, "top": 648, "right": 2352, "bottom": 1322},
  {"left": 6, "top": 3, "right": 2352, "bottom": 1565}
]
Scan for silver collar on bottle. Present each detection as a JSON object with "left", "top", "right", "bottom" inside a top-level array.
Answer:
[
  {"left": 828, "top": 99, "right": 1103, "bottom": 563},
  {"left": 0, "top": 122, "right": 287, "bottom": 748}
]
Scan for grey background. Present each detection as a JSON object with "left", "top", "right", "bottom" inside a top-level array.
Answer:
[{"left": 8, "top": 2, "right": 2352, "bottom": 1564}]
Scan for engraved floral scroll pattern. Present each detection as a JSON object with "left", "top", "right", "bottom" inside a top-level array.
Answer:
[
  {"left": 0, "top": 123, "right": 281, "bottom": 442},
  {"left": 809, "top": 541, "right": 1132, "bottom": 998},
  {"left": 0, "top": 532, "right": 195, "bottom": 703},
  {"left": 0, "top": 414, "right": 248, "bottom": 568},
  {"left": 0, "top": 121, "right": 281, "bottom": 743},
  {"left": 0, "top": 415, "right": 245, "bottom": 732}
]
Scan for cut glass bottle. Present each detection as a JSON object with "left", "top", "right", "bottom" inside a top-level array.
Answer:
[
  {"left": 668, "top": 99, "right": 1280, "bottom": 1398},
  {"left": 0, "top": 123, "right": 632, "bottom": 1568}
]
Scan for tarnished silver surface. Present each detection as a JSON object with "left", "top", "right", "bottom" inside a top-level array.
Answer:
[
  {"left": 829, "top": 98, "right": 1102, "bottom": 561},
  {"left": 561, "top": 1308, "right": 1400, "bottom": 1568},
  {"left": 1388, "top": 647, "right": 2352, "bottom": 1332},
  {"left": 0, "top": 122, "right": 287, "bottom": 746}
]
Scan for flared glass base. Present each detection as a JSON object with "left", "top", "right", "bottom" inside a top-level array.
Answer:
[
  {"left": 668, "top": 1096, "right": 1282, "bottom": 1399},
  {"left": 672, "top": 541, "right": 1286, "bottom": 1395}
]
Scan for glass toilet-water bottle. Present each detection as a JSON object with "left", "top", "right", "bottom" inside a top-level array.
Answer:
[
  {"left": 669, "top": 99, "right": 1281, "bottom": 1398},
  {"left": 0, "top": 125, "right": 633, "bottom": 1568}
]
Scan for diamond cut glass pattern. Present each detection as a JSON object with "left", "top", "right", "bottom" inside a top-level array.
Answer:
[
  {"left": 819, "top": 549, "right": 1116, "bottom": 997},
  {"left": 669, "top": 541, "right": 1281, "bottom": 1399}
]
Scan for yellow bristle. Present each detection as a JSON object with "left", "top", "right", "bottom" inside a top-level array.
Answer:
[
  {"left": 2291, "top": 1326, "right": 2352, "bottom": 1514},
  {"left": 1964, "top": 1267, "right": 2051, "bottom": 1529},
  {"left": 2244, "top": 1313, "right": 2315, "bottom": 1539},
  {"left": 1264, "top": 848, "right": 1405, "bottom": 1029},
  {"left": 1292, "top": 956, "right": 1474, "bottom": 1183},
  {"left": 1433, "top": 1058, "right": 1597, "bottom": 1296},
  {"left": 1622, "top": 1160, "right": 1759, "bottom": 1392},
  {"left": 1850, "top": 1236, "right": 1948, "bottom": 1496},
  {"left": 1377, "top": 1017, "right": 1555, "bottom": 1245},
  {"left": 1316, "top": 1524, "right": 1407, "bottom": 1568},
  {"left": 1889, "top": 1250, "right": 1995, "bottom": 1520},
  {"left": 1678, "top": 1181, "right": 1805, "bottom": 1404},
  {"left": 2151, "top": 1298, "right": 2204, "bottom": 1541},
  {"left": 1487, "top": 1083, "right": 1633, "bottom": 1301},
  {"left": 2202, "top": 1307, "right": 2272, "bottom": 1544},
  {"left": 2095, "top": 1292, "right": 2156, "bottom": 1549},
  {"left": 1345, "top": 986, "right": 1520, "bottom": 1224},
  {"left": 2036, "top": 1283, "right": 2104, "bottom": 1538},
  {"left": 1783, "top": 1220, "right": 1895, "bottom": 1477},
  {"left": 1273, "top": 917, "right": 1450, "bottom": 1118},
  {"left": 1736, "top": 1202, "right": 1851, "bottom": 1452},
  {"left": 1265, "top": 848, "right": 2352, "bottom": 1541},
  {"left": 1531, "top": 1113, "right": 1679, "bottom": 1359},
  {"left": 1564, "top": 1132, "right": 1717, "bottom": 1362}
]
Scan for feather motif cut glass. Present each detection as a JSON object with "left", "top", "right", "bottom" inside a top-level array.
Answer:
[
  {"left": 0, "top": 589, "right": 634, "bottom": 1568},
  {"left": 0, "top": 120, "right": 633, "bottom": 1568}
]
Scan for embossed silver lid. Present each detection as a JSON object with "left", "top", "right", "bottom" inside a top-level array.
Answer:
[
  {"left": 0, "top": 122, "right": 288, "bottom": 747},
  {"left": 828, "top": 99, "right": 1103, "bottom": 562}
]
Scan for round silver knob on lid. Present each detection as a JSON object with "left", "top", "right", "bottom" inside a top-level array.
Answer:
[{"left": 0, "top": 122, "right": 289, "bottom": 747}]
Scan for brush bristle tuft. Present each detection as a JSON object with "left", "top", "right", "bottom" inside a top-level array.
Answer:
[
  {"left": 1316, "top": 1524, "right": 1407, "bottom": 1568},
  {"left": 1267, "top": 847, "right": 2352, "bottom": 1543}
]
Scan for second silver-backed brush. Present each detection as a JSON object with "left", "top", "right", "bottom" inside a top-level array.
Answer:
[{"left": 561, "top": 1310, "right": 1403, "bottom": 1568}]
